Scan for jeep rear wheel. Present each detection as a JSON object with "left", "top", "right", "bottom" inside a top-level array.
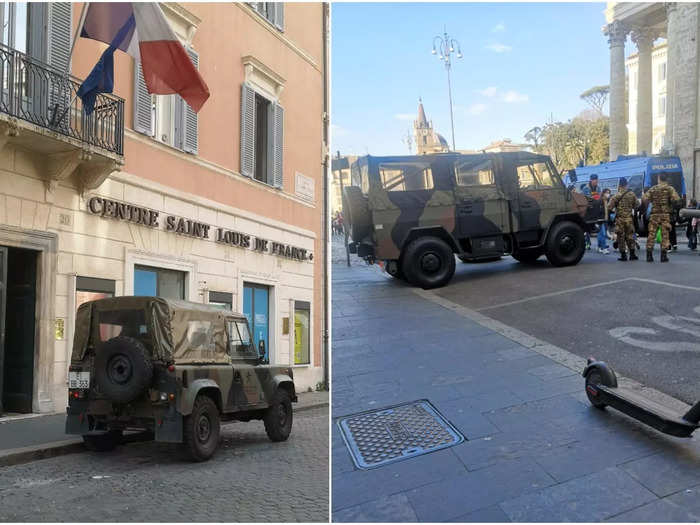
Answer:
[
  {"left": 401, "top": 236, "right": 456, "bottom": 289},
  {"left": 183, "top": 395, "right": 221, "bottom": 462},
  {"left": 545, "top": 221, "right": 585, "bottom": 267},
  {"left": 264, "top": 388, "right": 293, "bottom": 442},
  {"left": 83, "top": 429, "right": 122, "bottom": 452},
  {"left": 94, "top": 336, "right": 153, "bottom": 404}
]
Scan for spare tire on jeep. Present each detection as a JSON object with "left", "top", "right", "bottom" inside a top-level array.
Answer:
[
  {"left": 342, "top": 186, "right": 372, "bottom": 242},
  {"left": 94, "top": 336, "right": 153, "bottom": 404}
]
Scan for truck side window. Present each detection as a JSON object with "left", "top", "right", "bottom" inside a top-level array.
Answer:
[
  {"left": 517, "top": 162, "right": 556, "bottom": 189},
  {"left": 379, "top": 162, "right": 433, "bottom": 191},
  {"left": 454, "top": 159, "right": 494, "bottom": 186}
]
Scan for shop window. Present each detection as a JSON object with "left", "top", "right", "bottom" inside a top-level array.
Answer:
[
  {"left": 243, "top": 283, "right": 270, "bottom": 363},
  {"left": 294, "top": 301, "right": 310, "bottom": 365},
  {"left": 134, "top": 265, "right": 185, "bottom": 300},
  {"left": 454, "top": 158, "right": 495, "bottom": 186},
  {"left": 76, "top": 276, "right": 115, "bottom": 308},
  {"left": 379, "top": 162, "right": 433, "bottom": 192},
  {"left": 209, "top": 291, "right": 233, "bottom": 310}
]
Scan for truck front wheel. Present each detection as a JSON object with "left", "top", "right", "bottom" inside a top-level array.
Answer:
[
  {"left": 545, "top": 221, "right": 585, "bottom": 267},
  {"left": 264, "top": 388, "right": 293, "bottom": 442},
  {"left": 401, "top": 236, "right": 456, "bottom": 289},
  {"left": 183, "top": 395, "right": 221, "bottom": 461}
]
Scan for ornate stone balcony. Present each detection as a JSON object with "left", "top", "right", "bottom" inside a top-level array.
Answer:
[{"left": 0, "top": 43, "right": 125, "bottom": 195}]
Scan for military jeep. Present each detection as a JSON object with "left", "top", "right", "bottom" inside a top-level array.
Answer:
[
  {"left": 66, "top": 297, "right": 297, "bottom": 461},
  {"left": 342, "top": 152, "right": 590, "bottom": 288}
]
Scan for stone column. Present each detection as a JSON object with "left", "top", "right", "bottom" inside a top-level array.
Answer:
[
  {"left": 664, "top": 3, "right": 678, "bottom": 150},
  {"left": 632, "top": 28, "right": 655, "bottom": 155},
  {"left": 605, "top": 20, "right": 628, "bottom": 161}
]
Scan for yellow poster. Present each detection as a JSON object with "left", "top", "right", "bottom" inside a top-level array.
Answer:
[{"left": 294, "top": 315, "right": 303, "bottom": 364}]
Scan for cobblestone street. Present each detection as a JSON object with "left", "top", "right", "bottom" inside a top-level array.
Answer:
[{"left": 0, "top": 407, "right": 328, "bottom": 522}]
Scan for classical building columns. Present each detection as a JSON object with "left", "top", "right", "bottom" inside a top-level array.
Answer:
[
  {"left": 631, "top": 28, "right": 655, "bottom": 155},
  {"left": 664, "top": 2, "right": 678, "bottom": 151},
  {"left": 605, "top": 20, "right": 628, "bottom": 161}
]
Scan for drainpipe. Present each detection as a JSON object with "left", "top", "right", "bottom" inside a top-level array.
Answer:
[{"left": 321, "top": 1, "right": 330, "bottom": 389}]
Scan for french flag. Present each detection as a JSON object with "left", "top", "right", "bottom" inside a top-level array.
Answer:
[{"left": 79, "top": 2, "right": 210, "bottom": 112}]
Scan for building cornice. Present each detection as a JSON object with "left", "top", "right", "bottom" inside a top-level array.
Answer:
[{"left": 236, "top": 3, "right": 321, "bottom": 74}]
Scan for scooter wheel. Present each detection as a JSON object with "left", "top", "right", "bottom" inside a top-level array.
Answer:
[{"left": 585, "top": 371, "right": 607, "bottom": 410}]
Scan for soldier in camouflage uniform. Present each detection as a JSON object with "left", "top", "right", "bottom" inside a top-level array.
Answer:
[
  {"left": 607, "top": 177, "right": 639, "bottom": 261},
  {"left": 642, "top": 173, "right": 682, "bottom": 262}
]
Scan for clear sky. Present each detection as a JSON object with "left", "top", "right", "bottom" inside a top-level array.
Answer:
[{"left": 331, "top": 2, "right": 612, "bottom": 156}]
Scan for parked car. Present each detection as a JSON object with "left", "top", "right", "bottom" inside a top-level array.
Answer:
[{"left": 66, "top": 296, "right": 296, "bottom": 461}]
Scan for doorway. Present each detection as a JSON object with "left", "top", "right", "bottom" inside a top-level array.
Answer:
[
  {"left": 243, "top": 283, "right": 270, "bottom": 364},
  {"left": 0, "top": 246, "right": 37, "bottom": 414}
]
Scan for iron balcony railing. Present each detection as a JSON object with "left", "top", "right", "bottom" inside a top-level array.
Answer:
[{"left": 0, "top": 43, "right": 124, "bottom": 156}]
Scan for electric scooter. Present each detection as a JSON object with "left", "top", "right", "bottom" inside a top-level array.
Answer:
[{"left": 583, "top": 358, "right": 700, "bottom": 437}]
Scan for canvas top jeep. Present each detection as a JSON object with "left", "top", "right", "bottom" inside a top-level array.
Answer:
[
  {"left": 66, "top": 296, "right": 297, "bottom": 461},
  {"left": 342, "top": 151, "right": 591, "bottom": 288}
]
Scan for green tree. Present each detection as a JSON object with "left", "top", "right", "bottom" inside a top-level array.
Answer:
[{"left": 580, "top": 85, "right": 610, "bottom": 116}]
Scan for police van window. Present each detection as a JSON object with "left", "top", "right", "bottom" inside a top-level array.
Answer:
[
  {"left": 379, "top": 162, "right": 434, "bottom": 191},
  {"left": 517, "top": 162, "right": 556, "bottom": 189},
  {"left": 454, "top": 159, "right": 494, "bottom": 186}
]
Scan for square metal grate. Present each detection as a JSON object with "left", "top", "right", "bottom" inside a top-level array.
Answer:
[{"left": 338, "top": 399, "right": 465, "bottom": 470}]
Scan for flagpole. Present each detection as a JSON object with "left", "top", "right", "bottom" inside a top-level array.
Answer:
[{"left": 67, "top": 2, "right": 88, "bottom": 76}]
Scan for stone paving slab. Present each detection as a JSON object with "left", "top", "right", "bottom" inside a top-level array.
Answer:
[{"left": 330, "top": 244, "right": 700, "bottom": 522}]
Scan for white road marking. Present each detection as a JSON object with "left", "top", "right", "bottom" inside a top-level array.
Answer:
[
  {"left": 608, "top": 305, "right": 700, "bottom": 353},
  {"left": 476, "top": 278, "right": 635, "bottom": 311}
]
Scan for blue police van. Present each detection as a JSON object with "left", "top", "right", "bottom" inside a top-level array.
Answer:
[
  {"left": 563, "top": 155, "right": 686, "bottom": 235},
  {"left": 563, "top": 155, "right": 686, "bottom": 198}
]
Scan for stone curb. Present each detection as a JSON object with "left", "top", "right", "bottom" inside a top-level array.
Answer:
[{"left": 0, "top": 439, "right": 84, "bottom": 468}]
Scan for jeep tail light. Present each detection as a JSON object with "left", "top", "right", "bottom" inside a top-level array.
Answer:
[
  {"left": 73, "top": 391, "right": 79, "bottom": 399},
  {"left": 168, "top": 365, "right": 175, "bottom": 372},
  {"left": 168, "top": 393, "right": 175, "bottom": 401}
]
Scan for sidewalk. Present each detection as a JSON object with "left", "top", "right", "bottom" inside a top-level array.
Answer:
[
  {"left": 0, "top": 390, "right": 327, "bottom": 467},
  {"left": 331, "top": 249, "right": 700, "bottom": 522}
]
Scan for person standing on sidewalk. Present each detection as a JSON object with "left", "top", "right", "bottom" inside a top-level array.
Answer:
[
  {"left": 582, "top": 174, "right": 601, "bottom": 250},
  {"left": 597, "top": 188, "right": 611, "bottom": 254},
  {"left": 607, "top": 177, "right": 639, "bottom": 261},
  {"left": 686, "top": 199, "right": 698, "bottom": 250},
  {"left": 642, "top": 173, "right": 682, "bottom": 262}
]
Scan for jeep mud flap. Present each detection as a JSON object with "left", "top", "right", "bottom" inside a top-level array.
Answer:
[
  {"left": 155, "top": 405, "right": 183, "bottom": 443},
  {"left": 65, "top": 404, "right": 91, "bottom": 435}
]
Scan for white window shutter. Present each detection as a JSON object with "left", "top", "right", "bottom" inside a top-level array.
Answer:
[
  {"left": 240, "top": 83, "right": 256, "bottom": 178},
  {"left": 273, "top": 3, "right": 284, "bottom": 31},
  {"left": 173, "top": 95, "right": 184, "bottom": 150},
  {"left": 183, "top": 47, "right": 199, "bottom": 154},
  {"left": 272, "top": 103, "right": 284, "bottom": 188},
  {"left": 133, "top": 61, "right": 153, "bottom": 136},
  {"left": 47, "top": 3, "right": 71, "bottom": 70}
]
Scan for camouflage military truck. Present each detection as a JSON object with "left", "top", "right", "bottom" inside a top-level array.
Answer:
[
  {"left": 66, "top": 297, "right": 297, "bottom": 461},
  {"left": 342, "top": 152, "right": 590, "bottom": 288}
]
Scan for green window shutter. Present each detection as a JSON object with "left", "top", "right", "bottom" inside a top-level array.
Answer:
[
  {"left": 133, "top": 61, "right": 153, "bottom": 136},
  {"left": 240, "top": 83, "right": 255, "bottom": 178},
  {"left": 273, "top": 3, "right": 284, "bottom": 31},
  {"left": 183, "top": 47, "right": 199, "bottom": 154},
  {"left": 47, "top": 3, "right": 70, "bottom": 70},
  {"left": 271, "top": 103, "right": 284, "bottom": 188}
]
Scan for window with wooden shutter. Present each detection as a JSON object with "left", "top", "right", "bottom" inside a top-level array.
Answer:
[
  {"left": 273, "top": 3, "right": 284, "bottom": 31},
  {"left": 183, "top": 47, "right": 199, "bottom": 154},
  {"left": 133, "top": 61, "right": 153, "bottom": 136},
  {"left": 240, "top": 83, "right": 256, "bottom": 178},
  {"left": 272, "top": 103, "right": 284, "bottom": 188},
  {"left": 47, "top": 3, "right": 71, "bottom": 70}
]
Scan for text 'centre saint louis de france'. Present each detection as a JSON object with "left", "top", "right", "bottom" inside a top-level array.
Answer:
[{"left": 88, "top": 196, "right": 313, "bottom": 262}]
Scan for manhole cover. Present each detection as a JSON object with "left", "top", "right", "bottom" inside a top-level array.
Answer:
[{"left": 338, "top": 400, "right": 465, "bottom": 470}]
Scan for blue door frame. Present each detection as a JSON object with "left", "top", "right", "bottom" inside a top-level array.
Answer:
[{"left": 243, "top": 283, "right": 270, "bottom": 363}]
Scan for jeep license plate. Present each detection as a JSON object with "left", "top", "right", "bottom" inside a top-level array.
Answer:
[{"left": 69, "top": 371, "right": 90, "bottom": 389}]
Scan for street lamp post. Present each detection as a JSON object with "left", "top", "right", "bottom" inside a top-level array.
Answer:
[{"left": 432, "top": 28, "right": 462, "bottom": 151}]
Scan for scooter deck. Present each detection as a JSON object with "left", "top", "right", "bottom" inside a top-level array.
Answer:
[{"left": 594, "top": 385, "right": 698, "bottom": 438}]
